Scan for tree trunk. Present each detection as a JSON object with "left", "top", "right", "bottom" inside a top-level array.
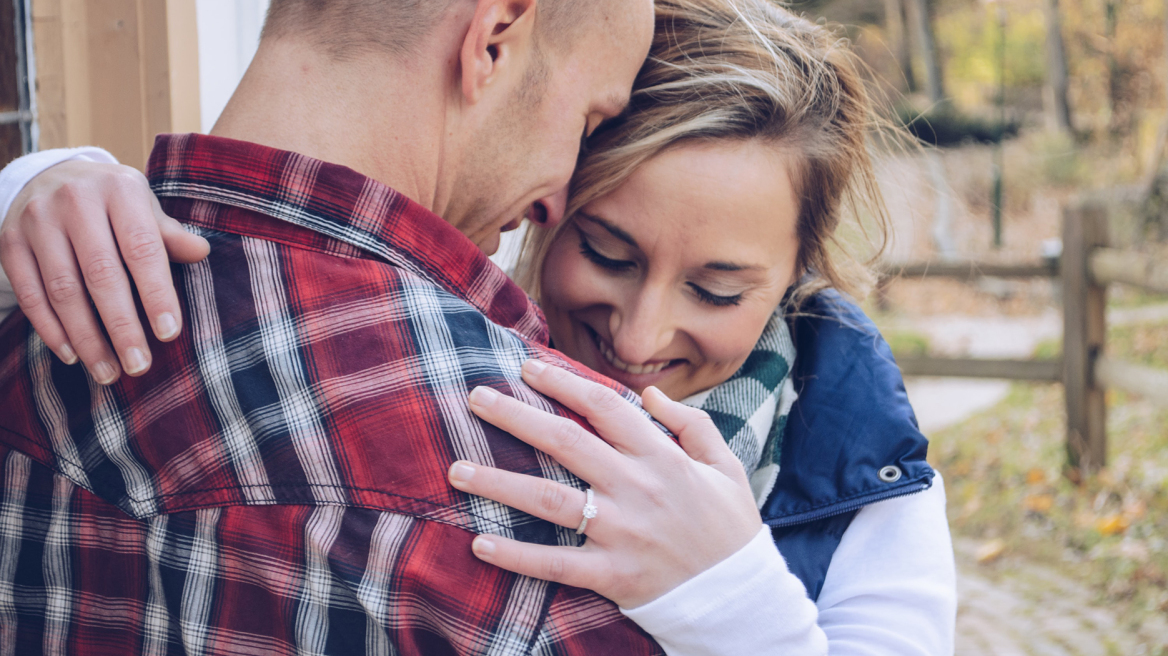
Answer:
[
  {"left": 1043, "top": 0, "right": 1073, "bottom": 133},
  {"left": 1106, "top": 0, "right": 1122, "bottom": 131},
  {"left": 907, "top": 0, "right": 944, "bottom": 104},
  {"left": 884, "top": 0, "right": 916, "bottom": 92}
]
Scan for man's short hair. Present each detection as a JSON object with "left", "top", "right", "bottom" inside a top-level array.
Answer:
[{"left": 263, "top": 0, "right": 596, "bottom": 59}]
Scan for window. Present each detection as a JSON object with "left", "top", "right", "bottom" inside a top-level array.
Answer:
[{"left": 0, "top": 0, "right": 35, "bottom": 167}]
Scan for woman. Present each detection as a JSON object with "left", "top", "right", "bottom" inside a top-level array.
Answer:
[
  {"left": 0, "top": 0, "right": 955, "bottom": 653},
  {"left": 445, "top": 2, "right": 955, "bottom": 653}
]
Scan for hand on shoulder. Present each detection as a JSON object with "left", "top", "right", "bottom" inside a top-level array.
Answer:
[
  {"left": 0, "top": 155, "right": 209, "bottom": 383},
  {"left": 448, "top": 359, "right": 763, "bottom": 609}
]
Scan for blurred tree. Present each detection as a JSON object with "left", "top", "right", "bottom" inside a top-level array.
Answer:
[
  {"left": 1043, "top": 0, "right": 1073, "bottom": 133},
  {"left": 1106, "top": 0, "right": 1123, "bottom": 132},
  {"left": 908, "top": 0, "right": 946, "bottom": 103},
  {"left": 884, "top": 0, "right": 917, "bottom": 91}
]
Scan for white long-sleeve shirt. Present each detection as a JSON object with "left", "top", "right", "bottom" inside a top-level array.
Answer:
[{"left": 0, "top": 149, "right": 957, "bottom": 656}]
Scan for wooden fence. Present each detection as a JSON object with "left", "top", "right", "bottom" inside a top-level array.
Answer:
[{"left": 881, "top": 201, "right": 1168, "bottom": 475}]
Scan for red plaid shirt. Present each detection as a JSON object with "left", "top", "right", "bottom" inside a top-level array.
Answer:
[{"left": 0, "top": 134, "right": 663, "bottom": 655}]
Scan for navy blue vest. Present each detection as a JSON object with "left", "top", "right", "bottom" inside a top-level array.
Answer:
[{"left": 764, "top": 290, "right": 934, "bottom": 600}]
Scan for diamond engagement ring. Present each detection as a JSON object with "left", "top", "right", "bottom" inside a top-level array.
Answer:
[{"left": 576, "top": 488, "right": 598, "bottom": 535}]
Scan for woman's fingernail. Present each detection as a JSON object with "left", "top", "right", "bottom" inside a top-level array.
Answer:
[
  {"left": 472, "top": 536, "right": 496, "bottom": 558},
  {"left": 124, "top": 348, "right": 150, "bottom": 375},
  {"left": 523, "top": 359, "right": 547, "bottom": 375},
  {"left": 156, "top": 313, "right": 179, "bottom": 340},
  {"left": 449, "top": 462, "right": 476, "bottom": 485},
  {"left": 93, "top": 361, "right": 119, "bottom": 385},
  {"left": 469, "top": 386, "right": 498, "bottom": 407},
  {"left": 59, "top": 343, "right": 78, "bottom": 365}
]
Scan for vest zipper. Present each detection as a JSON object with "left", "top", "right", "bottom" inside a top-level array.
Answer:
[{"left": 761, "top": 476, "right": 933, "bottom": 529}]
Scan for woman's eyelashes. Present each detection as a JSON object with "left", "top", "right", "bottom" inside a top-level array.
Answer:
[
  {"left": 578, "top": 235, "right": 637, "bottom": 273},
  {"left": 578, "top": 234, "right": 746, "bottom": 308},
  {"left": 687, "top": 283, "right": 744, "bottom": 307}
]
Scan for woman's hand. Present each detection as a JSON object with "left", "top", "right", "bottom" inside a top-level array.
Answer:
[
  {"left": 448, "top": 359, "right": 763, "bottom": 609},
  {"left": 0, "top": 160, "right": 209, "bottom": 384}
]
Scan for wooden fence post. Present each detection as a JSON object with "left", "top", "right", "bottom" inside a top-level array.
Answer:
[{"left": 1062, "top": 201, "right": 1108, "bottom": 476}]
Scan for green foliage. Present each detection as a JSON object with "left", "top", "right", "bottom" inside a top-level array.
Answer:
[
  {"left": 935, "top": 1, "right": 1048, "bottom": 107},
  {"left": 1108, "top": 322, "right": 1168, "bottom": 369},
  {"left": 882, "top": 329, "right": 931, "bottom": 358},
  {"left": 1032, "top": 338, "right": 1060, "bottom": 362},
  {"left": 1031, "top": 131, "right": 1085, "bottom": 186}
]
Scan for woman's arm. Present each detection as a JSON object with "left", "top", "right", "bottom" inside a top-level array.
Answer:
[
  {"left": 0, "top": 147, "right": 120, "bottom": 220},
  {"left": 624, "top": 479, "right": 955, "bottom": 656},
  {"left": 622, "top": 525, "right": 827, "bottom": 655},
  {"left": 0, "top": 149, "right": 208, "bottom": 382},
  {"left": 456, "top": 362, "right": 956, "bottom": 656},
  {"left": 817, "top": 475, "right": 956, "bottom": 655}
]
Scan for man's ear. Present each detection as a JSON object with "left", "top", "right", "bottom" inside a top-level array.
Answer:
[{"left": 460, "top": 0, "right": 539, "bottom": 104}]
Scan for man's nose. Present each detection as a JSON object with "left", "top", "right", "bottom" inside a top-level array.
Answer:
[
  {"left": 533, "top": 185, "right": 569, "bottom": 228},
  {"left": 611, "top": 293, "right": 675, "bottom": 364}
]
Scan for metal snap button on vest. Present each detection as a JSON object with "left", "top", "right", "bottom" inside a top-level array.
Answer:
[{"left": 878, "top": 465, "right": 902, "bottom": 483}]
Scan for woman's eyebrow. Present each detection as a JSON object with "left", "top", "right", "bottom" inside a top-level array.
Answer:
[
  {"left": 578, "top": 213, "right": 639, "bottom": 247},
  {"left": 704, "top": 261, "right": 765, "bottom": 273}
]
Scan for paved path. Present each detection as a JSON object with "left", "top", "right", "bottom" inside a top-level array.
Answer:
[{"left": 954, "top": 539, "right": 1168, "bottom": 655}]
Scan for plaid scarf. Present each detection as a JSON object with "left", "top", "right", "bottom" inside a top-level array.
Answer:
[{"left": 682, "top": 309, "right": 797, "bottom": 507}]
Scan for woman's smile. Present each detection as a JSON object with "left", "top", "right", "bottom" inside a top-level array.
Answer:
[
  {"left": 540, "top": 140, "right": 802, "bottom": 400},
  {"left": 582, "top": 321, "right": 683, "bottom": 385}
]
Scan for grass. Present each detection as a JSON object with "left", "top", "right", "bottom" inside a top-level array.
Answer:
[
  {"left": 882, "top": 328, "right": 932, "bottom": 358},
  {"left": 1108, "top": 284, "right": 1168, "bottom": 310},
  {"left": 930, "top": 319, "right": 1168, "bottom": 633}
]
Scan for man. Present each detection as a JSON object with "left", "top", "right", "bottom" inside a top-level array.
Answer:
[{"left": 0, "top": 1, "right": 659, "bottom": 653}]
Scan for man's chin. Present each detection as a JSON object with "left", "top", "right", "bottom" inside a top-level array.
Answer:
[{"left": 478, "top": 232, "right": 502, "bottom": 256}]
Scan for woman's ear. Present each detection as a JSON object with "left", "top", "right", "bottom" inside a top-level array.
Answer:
[{"left": 459, "top": 0, "right": 539, "bottom": 105}]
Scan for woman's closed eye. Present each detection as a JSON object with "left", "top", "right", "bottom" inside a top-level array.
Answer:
[
  {"left": 579, "top": 235, "right": 637, "bottom": 273},
  {"left": 687, "top": 283, "right": 743, "bottom": 307}
]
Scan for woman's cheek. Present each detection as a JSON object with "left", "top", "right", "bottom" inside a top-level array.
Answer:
[
  {"left": 542, "top": 244, "right": 586, "bottom": 309},
  {"left": 693, "top": 305, "right": 775, "bottom": 368},
  {"left": 543, "top": 238, "right": 625, "bottom": 311}
]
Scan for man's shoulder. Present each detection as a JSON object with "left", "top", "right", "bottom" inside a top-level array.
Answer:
[{"left": 0, "top": 227, "right": 566, "bottom": 535}]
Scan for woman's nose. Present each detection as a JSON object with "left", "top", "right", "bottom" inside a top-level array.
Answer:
[{"left": 610, "top": 295, "right": 675, "bottom": 364}]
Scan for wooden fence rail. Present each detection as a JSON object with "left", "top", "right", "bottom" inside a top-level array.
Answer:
[
  {"left": 1095, "top": 357, "right": 1168, "bottom": 408},
  {"left": 878, "top": 261, "right": 1059, "bottom": 280},
  {"left": 1090, "top": 248, "right": 1168, "bottom": 294},
  {"left": 896, "top": 357, "right": 1062, "bottom": 381},
  {"left": 882, "top": 200, "right": 1168, "bottom": 475}
]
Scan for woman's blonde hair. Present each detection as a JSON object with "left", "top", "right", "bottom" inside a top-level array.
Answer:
[{"left": 515, "top": 0, "right": 893, "bottom": 308}]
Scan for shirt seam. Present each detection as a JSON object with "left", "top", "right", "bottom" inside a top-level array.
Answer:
[{"left": 0, "top": 425, "right": 522, "bottom": 532}]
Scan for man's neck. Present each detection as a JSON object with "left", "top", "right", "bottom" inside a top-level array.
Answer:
[{"left": 210, "top": 37, "right": 451, "bottom": 214}]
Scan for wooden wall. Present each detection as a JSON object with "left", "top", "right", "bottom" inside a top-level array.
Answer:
[{"left": 31, "top": 0, "right": 200, "bottom": 170}]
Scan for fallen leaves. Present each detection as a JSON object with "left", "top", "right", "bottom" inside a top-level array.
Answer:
[
  {"left": 1026, "top": 467, "right": 1046, "bottom": 485},
  {"left": 1024, "top": 493, "right": 1055, "bottom": 513},
  {"left": 1096, "top": 514, "right": 1130, "bottom": 537},
  {"left": 976, "top": 538, "right": 1007, "bottom": 564}
]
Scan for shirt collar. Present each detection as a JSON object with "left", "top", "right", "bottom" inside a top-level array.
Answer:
[{"left": 146, "top": 133, "right": 548, "bottom": 342}]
